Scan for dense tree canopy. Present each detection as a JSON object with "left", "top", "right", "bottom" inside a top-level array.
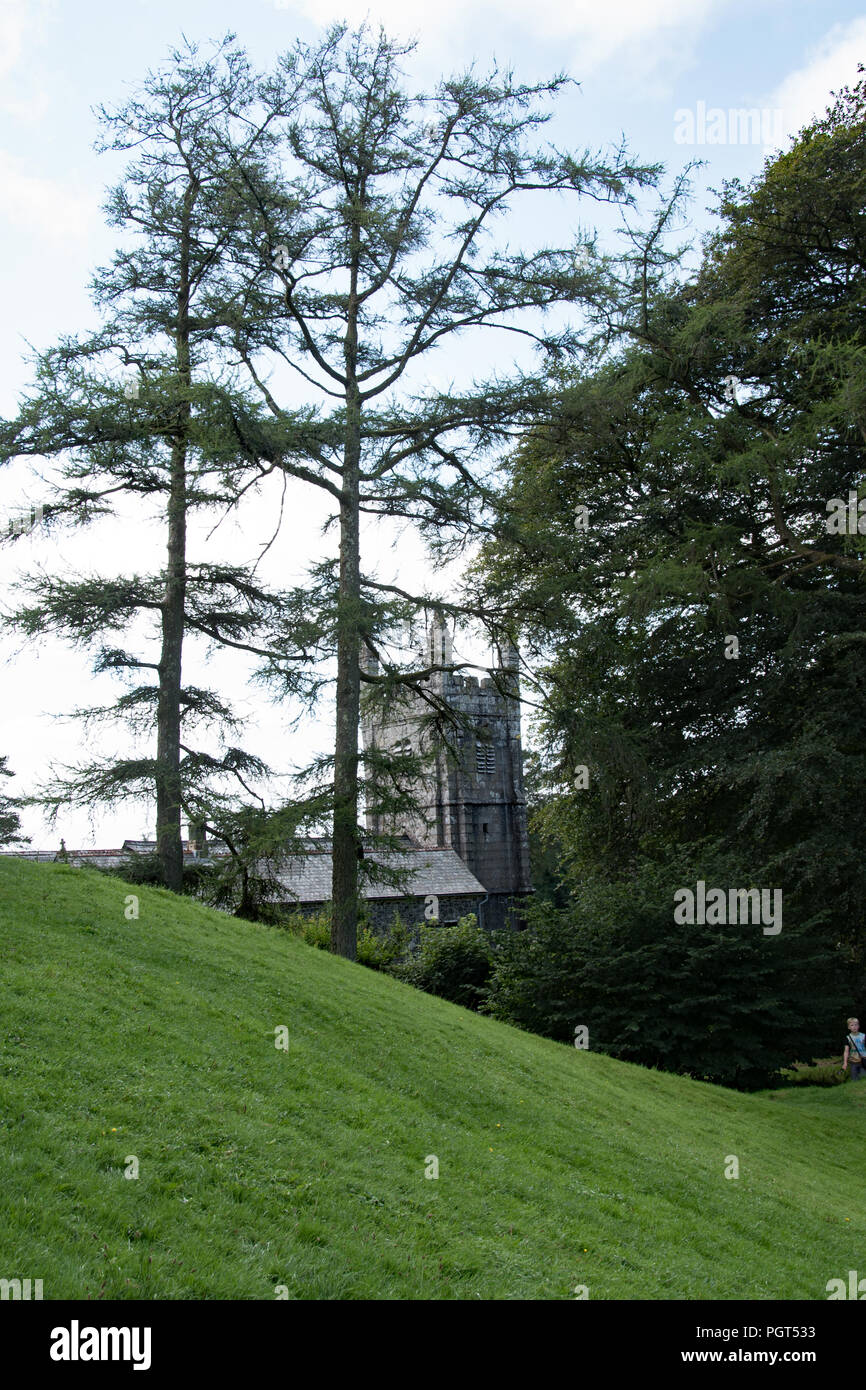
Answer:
[{"left": 472, "top": 69, "right": 866, "bottom": 1071}]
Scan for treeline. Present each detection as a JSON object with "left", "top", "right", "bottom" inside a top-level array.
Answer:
[
  {"left": 279, "top": 902, "right": 834, "bottom": 1090},
  {"left": 466, "top": 67, "right": 866, "bottom": 1083}
]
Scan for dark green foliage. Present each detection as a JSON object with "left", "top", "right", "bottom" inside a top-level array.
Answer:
[
  {"left": 485, "top": 856, "right": 844, "bottom": 1091},
  {"left": 278, "top": 909, "right": 406, "bottom": 963},
  {"left": 780, "top": 1060, "right": 847, "bottom": 1088},
  {"left": 396, "top": 915, "right": 494, "bottom": 1010},
  {"left": 471, "top": 71, "right": 866, "bottom": 1082},
  {"left": 356, "top": 916, "right": 413, "bottom": 972},
  {"left": 100, "top": 852, "right": 212, "bottom": 897},
  {"left": 0, "top": 758, "right": 27, "bottom": 846},
  {"left": 279, "top": 910, "right": 333, "bottom": 950}
]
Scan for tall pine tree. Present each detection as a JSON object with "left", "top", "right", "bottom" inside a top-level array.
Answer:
[
  {"left": 214, "top": 23, "right": 657, "bottom": 956},
  {"left": 1, "top": 37, "right": 317, "bottom": 887}
]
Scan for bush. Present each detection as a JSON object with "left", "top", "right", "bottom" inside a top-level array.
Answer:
[
  {"left": 357, "top": 915, "right": 412, "bottom": 971},
  {"left": 485, "top": 851, "right": 844, "bottom": 1091},
  {"left": 395, "top": 914, "right": 493, "bottom": 1010},
  {"left": 277, "top": 909, "right": 414, "bottom": 966},
  {"left": 779, "top": 1058, "right": 847, "bottom": 1087},
  {"left": 100, "top": 854, "right": 214, "bottom": 896},
  {"left": 278, "top": 909, "right": 331, "bottom": 950}
]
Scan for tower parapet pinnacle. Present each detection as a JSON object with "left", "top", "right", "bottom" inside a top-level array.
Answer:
[{"left": 428, "top": 611, "right": 453, "bottom": 671}]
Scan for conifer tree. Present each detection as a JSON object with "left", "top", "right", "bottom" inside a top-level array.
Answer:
[
  {"left": 1, "top": 37, "right": 317, "bottom": 889},
  {"left": 217, "top": 23, "right": 657, "bottom": 956},
  {"left": 0, "top": 757, "right": 28, "bottom": 846}
]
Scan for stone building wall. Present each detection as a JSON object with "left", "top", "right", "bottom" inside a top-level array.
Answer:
[
  {"left": 361, "top": 616, "right": 532, "bottom": 929},
  {"left": 282, "top": 893, "right": 484, "bottom": 932},
  {"left": 365, "top": 893, "right": 484, "bottom": 932}
]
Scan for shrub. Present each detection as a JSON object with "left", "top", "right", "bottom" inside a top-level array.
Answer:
[
  {"left": 485, "top": 851, "right": 844, "bottom": 1091},
  {"left": 357, "top": 915, "right": 412, "bottom": 971},
  {"left": 278, "top": 909, "right": 415, "bottom": 966},
  {"left": 278, "top": 909, "right": 332, "bottom": 950},
  {"left": 395, "top": 914, "right": 493, "bottom": 1010},
  {"left": 779, "top": 1058, "right": 847, "bottom": 1087}
]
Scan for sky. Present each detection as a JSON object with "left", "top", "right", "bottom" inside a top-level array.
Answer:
[{"left": 1, "top": 0, "right": 865, "bottom": 849}]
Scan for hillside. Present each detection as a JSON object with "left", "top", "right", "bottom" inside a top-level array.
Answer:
[{"left": 0, "top": 858, "right": 861, "bottom": 1300}]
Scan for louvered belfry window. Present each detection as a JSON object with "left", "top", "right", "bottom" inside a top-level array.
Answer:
[{"left": 475, "top": 741, "right": 495, "bottom": 775}]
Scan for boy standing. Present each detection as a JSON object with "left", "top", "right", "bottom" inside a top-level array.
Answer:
[{"left": 843, "top": 1018, "right": 866, "bottom": 1080}]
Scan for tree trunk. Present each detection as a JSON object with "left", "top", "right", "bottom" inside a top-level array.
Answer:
[
  {"left": 156, "top": 433, "right": 187, "bottom": 892},
  {"left": 331, "top": 380, "right": 362, "bottom": 958},
  {"left": 156, "top": 186, "right": 194, "bottom": 892},
  {"left": 331, "top": 217, "right": 362, "bottom": 959}
]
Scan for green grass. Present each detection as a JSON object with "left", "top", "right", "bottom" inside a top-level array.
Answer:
[{"left": 0, "top": 858, "right": 862, "bottom": 1300}]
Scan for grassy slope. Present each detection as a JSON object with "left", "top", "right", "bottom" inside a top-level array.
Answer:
[{"left": 0, "top": 858, "right": 862, "bottom": 1301}]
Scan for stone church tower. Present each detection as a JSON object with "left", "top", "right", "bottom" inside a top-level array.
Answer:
[{"left": 362, "top": 615, "right": 532, "bottom": 931}]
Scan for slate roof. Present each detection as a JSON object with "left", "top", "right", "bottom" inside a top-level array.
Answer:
[
  {"left": 0, "top": 847, "right": 133, "bottom": 869},
  {"left": 0, "top": 837, "right": 222, "bottom": 870},
  {"left": 270, "top": 847, "right": 485, "bottom": 903},
  {"left": 0, "top": 849, "right": 60, "bottom": 862},
  {"left": 0, "top": 841, "right": 485, "bottom": 903}
]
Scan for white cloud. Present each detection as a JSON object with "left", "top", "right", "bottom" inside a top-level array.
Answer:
[
  {"left": 0, "top": 0, "right": 31, "bottom": 78},
  {"left": 0, "top": 149, "right": 96, "bottom": 245},
  {"left": 0, "top": 0, "right": 53, "bottom": 117},
  {"left": 770, "top": 17, "right": 866, "bottom": 139},
  {"left": 277, "top": 0, "right": 718, "bottom": 70}
]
